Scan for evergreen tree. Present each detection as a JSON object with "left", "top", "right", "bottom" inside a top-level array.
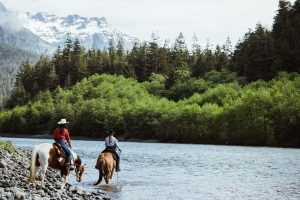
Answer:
[
  {"left": 34, "top": 57, "right": 58, "bottom": 92},
  {"left": 115, "top": 40, "right": 126, "bottom": 75},
  {"left": 52, "top": 46, "right": 64, "bottom": 86},
  {"left": 108, "top": 39, "right": 116, "bottom": 74},
  {"left": 71, "top": 38, "right": 86, "bottom": 84},
  {"left": 230, "top": 24, "right": 275, "bottom": 81},
  {"left": 129, "top": 42, "right": 148, "bottom": 81},
  {"left": 5, "top": 73, "right": 29, "bottom": 108},
  {"left": 172, "top": 32, "right": 189, "bottom": 70},
  {"left": 146, "top": 33, "right": 160, "bottom": 74},
  {"left": 214, "top": 45, "right": 229, "bottom": 71},
  {"left": 61, "top": 33, "right": 73, "bottom": 88},
  {"left": 272, "top": 0, "right": 294, "bottom": 72}
]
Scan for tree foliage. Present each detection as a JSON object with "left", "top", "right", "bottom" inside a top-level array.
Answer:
[{"left": 0, "top": 73, "right": 299, "bottom": 147}]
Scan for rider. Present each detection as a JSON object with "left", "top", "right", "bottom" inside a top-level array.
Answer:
[
  {"left": 53, "top": 119, "right": 73, "bottom": 166},
  {"left": 104, "top": 129, "right": 121, "bottom": 172}
]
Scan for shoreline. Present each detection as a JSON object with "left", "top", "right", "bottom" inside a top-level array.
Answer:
[
  {"left": 0, "top": 144, "right": 106, "bottom": 200},
  {"left": 1, "top": 133, "right": 299, "bottom": 149},
  {"left": 0, "top": 133, "right": 160, "bottom": 143}
]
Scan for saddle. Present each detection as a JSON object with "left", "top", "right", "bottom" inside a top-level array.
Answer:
[
  {"left": 53, "top": 143, "right": 66, "bottom": 158},
  {"left": 102, "top": 148, "right": 117, "bottom": 160}
]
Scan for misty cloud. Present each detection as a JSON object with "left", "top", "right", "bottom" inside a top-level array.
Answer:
[{"left": 0, "top": 2, "right": 24, "bottom": 31}]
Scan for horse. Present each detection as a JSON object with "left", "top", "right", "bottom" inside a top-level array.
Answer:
[
  {"left": 28, "top": 143, "right": 85, "bottom": 189},
  {"left": 94, "top": 152, "right": 116, "bottom": 185}
]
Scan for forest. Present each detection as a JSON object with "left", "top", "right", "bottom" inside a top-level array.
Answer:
[{"left": 0, "top": 0, "right": 299, "bottom": 147}]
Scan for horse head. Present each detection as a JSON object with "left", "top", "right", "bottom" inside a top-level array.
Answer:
[
  {"left": 75, "top": 163, "right": 85, "bottom": 182},
  {"left": 74, "top": 156, "right": 85, "bottom": 182}
]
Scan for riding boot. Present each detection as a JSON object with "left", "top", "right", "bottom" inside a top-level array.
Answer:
[{"left": 116, "top": 159, "right": 121, "bottom": 172}]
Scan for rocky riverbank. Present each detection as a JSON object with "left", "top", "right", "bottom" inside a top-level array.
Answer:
[{"left": 0, "top": 146, "right": 106, "bottom": 200}]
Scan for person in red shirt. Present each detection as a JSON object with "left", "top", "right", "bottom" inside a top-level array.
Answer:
[{"left": 53, "top": 119, "right": 72, "bottom": 165}]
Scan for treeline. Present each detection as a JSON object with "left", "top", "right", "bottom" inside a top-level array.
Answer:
[
  {"left": 5, "top": 32, "right": 232, "bottom": 108},
  {"left": 0, "top": 0, "right": 299, "bottom": 147},
  {"left": 0, "top": 73, "right": 299, "bottom": 147},
  {"left": 231, "top": 0, "right": 300, "bottom": 81},
  {"left": 5, "top": 1, "right": 300, "bottom": 108}
]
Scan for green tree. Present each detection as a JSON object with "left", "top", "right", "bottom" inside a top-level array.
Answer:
[
  {"left": 230, "top": 24, "right": 275, "bottom": 81},
  {"left": 71, "top": 38, "right": 86, "bottom": 84}
]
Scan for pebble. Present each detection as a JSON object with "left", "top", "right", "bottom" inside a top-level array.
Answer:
[{"left": 0, "top": 147, "right": 105, "bottom": 200}]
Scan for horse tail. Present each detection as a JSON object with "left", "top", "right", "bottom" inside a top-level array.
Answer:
[
  {"left": 29, "top": 146, "right": 39, "bottom": 183},
  {"left": 94, "top": 157, "right": 104, "bottom": 185}
]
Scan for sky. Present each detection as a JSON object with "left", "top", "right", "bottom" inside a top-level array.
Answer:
[{"left": 1, "top": 0, "right": 287, "bottom": 47}]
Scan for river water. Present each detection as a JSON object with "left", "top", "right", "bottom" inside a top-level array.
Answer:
[{"left": 2, "top": 137, "right": 300, "bottom": 200}]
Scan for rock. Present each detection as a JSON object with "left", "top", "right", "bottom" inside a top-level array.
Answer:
[
  {"left": 0, "top": 159, "right": 7, "bottom": 168},
  {"left": 0, "top": 147, "right": 105, "bottom": 200},
  {"left": 37, "top": 189, "right": 46, "bottom": 196},
  {"left": 36, "top": 184, "right": 43, "bottom": 190},
  {"left": 76, "top": 188, "right": 83, "bottom": 195},
  {"left": 13, "top": 188, "right": 27, "bottom": 199}
]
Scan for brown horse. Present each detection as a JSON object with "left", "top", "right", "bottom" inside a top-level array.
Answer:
[
  {"left": 29, "top": 143, "right": 85, "bottom": 189},
  {"left": 94, "top": 152, "right": 116, "bottom": 185}
]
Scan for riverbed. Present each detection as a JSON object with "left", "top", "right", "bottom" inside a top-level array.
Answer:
[{"left": 2, "top": 137, "right": 300, "bottom": 200}]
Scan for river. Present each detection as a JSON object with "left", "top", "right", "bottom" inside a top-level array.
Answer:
[{"left": 2, "top": 137, "right": 300, "bottom": 200}]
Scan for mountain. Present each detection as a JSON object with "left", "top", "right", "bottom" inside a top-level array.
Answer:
[
  {"left": 19, "top": 12, "right": 135, "bottom": 51},
  {"left": 0, "top": 43, "right": 38, "bottom": 107},
  {"left": 0, "top": 1, "right": 135, "bottom": 53}
]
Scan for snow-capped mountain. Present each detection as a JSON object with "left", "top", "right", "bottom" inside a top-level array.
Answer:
[
  {"left": 18, "top": 12, "right": 135, "bottom": 51},
  {"left": 0, "top": 1, "right": 135, "bottom": 54}
]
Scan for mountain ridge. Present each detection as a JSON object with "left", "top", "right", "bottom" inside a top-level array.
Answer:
[{"left": 0, "top": 1, "right": 135, "bottom": 53}]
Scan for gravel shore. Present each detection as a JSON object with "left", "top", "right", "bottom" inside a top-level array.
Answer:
[{"left": 0, "top": 147, "right": 106, "bottom": 200}]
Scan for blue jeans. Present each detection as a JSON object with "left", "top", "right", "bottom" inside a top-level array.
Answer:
[{"left": 55, "top": 139, "right": 72, "bottom": 164}]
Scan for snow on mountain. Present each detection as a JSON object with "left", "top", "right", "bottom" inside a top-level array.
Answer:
[
  {"left": 17, "top": 11, "right": 135, "bottom": 51},
  {"left": 0, "top": 1, "right": 135, "bottom": 53}
]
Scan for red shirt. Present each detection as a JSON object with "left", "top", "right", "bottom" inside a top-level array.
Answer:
[{"left": 53, "top": 127, "right": 71, "bottom": 146}]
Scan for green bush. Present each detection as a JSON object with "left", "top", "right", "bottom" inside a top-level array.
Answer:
[
  {"left": 0, "top": 73, "right": 299, "bottom": 147},
  {"left": 0, "top": 138, "right": 16, "bottom": 153}
]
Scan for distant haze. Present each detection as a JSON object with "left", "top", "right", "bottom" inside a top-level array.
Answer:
[{"left": 1, "top": 0, "right": 291, "bottom": 48}]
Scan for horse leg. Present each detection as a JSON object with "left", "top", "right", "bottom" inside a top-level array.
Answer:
[
  {"left": 104, "top": 175, "right": 109, "bottom": 184},
  {"left": 110, "top": 170, "right": 114, "bottom": 179},
  {"left": 40, "top": 164, "right": 48, "bottom": 188},
  {"left": 61, "top": 176, "right": 67, "bottom": 189}
]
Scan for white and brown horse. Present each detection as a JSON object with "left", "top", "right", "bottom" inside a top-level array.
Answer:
[
  {"left": 94, "top": 152, "right": 116, "bottom": 185},
  {"left": 28, "top": 143, "right": 85, "bottom": 189}
]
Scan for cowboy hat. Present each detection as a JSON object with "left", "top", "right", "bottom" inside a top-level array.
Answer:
[{"left": 58, "top": 119, "right": 69, "bottom": 124}]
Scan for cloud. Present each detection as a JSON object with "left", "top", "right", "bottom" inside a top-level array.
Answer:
[{"left": 0, "top": 2, "right": 24, "bottom": 31}]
